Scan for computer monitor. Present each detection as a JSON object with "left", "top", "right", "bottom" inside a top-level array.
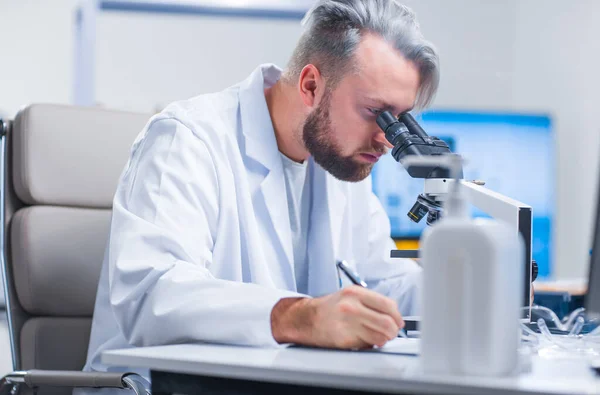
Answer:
[
  {"left": 585, "top": 158, "right": 600, "bottom": 318},
  {"left": 372, "top": 110, "right": 554, "bottom": 278}
]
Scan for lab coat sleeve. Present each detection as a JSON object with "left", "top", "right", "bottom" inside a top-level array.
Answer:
[
  {"left": 359, "top": 191, "right": 423, "bottom": 316},
  {"left": 108, "top": 117, "right": 300, "bottom": 348}
]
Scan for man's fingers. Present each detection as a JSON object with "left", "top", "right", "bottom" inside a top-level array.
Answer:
[
  {"left": 357, "top": 290, "right": 404, "bottom": 329},
  {"left": 357, "top": 305, "right": 399, "bottom": 340},
  {"left": 356, "top": 324, "right": 391, "bottom": 348}
]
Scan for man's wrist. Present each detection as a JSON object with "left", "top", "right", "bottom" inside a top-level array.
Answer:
[{"left": 270, "top": 297, "right": 314, "bottom": 344}]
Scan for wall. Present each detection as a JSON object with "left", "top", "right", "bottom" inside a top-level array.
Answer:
[
  {"left": 401, "top": 0, "right": 518, "bottom": 110},
  {"left": 94, "top": 10, "right": 303, "bottom": 112},
  {"left": 512, "top": 0, "right": 600, "bottom": 279},
  {"left": 0, "top": 0, "right": 79, "bottom": 116},
  {"left": 1, "top": 0, "right": 599, "bottom": 280}
]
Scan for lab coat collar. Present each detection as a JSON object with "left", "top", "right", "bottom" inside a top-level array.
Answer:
[
  {"left": 239, "top": 64, "right": 283, "bottom": 172},
  {"left": 239, "top": 64, "right": 295, "bottom": 288},
  {"left": 238, "top": 64, "right": 347, "bottom": 295}
]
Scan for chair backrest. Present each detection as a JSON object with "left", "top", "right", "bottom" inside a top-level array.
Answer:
[{"left": 0, "top": 104, "right": 150, "bottom": 381}]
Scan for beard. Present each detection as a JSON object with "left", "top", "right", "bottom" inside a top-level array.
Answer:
[{"left": 302, "top": 93, "right": 385, "bottom": 182}]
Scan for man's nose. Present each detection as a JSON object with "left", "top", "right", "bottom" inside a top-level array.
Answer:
[{"left": 374, "top": 128, "right": 394, "bottom": 149}]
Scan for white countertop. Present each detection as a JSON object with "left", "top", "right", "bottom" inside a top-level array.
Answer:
[{"left": 102, "top": 340, "right": 600, "bottom": 395}]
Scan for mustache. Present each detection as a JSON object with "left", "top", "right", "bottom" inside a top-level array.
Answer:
[
  {"left": 361, "top": 145, "right": 388, "bottom": 155},
  {"left": 377, "top": 146, "right": 389, "bottom": 155}
]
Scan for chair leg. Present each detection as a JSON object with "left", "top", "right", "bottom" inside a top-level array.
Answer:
[
  {"left": 0, "top": 380, "right": 19, "bottom": 395},
  {"left": 122, "top": 375, "right": 151, "bottom": 395}
]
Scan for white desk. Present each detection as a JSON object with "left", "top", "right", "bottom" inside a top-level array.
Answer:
[{"left": 102, "top": 342, "right": 600, "bottom": 395}]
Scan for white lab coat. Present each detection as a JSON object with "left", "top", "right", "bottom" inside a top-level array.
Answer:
[{"left": 79, "top": 64, "right": 422, "bottom": 388}]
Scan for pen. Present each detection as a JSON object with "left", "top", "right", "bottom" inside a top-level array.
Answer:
[{"left": 336, "top": 260, "right": 408, "bottom": 339}]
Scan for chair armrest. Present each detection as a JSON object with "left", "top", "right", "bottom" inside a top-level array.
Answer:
[
  {"left": 2, "top": 370, "right": 150, "bottom": 393},
  {"left": 25, "top": 370, "right": 128, "bottom": 388}
]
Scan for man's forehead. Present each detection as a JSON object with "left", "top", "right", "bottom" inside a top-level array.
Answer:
[
  {"left": 349, "top": 71, "right": 418, "bottom": 115},
  {"left": 350, "top": 33, "right": 420, "bottom": 110}
]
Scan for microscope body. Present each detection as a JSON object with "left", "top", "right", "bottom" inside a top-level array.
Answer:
[{"left": 376, "top": 111, "right": 534, "bottom": 307}]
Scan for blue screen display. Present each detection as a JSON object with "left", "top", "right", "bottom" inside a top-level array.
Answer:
[{"left": 371, "top": 111, "right": 554, "bottom": 278}]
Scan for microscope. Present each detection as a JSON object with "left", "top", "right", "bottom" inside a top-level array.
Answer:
[{"left": 376, "top": 111, "right": 536, "bottom": 306}]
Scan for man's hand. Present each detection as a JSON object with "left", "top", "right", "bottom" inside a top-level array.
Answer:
[{"left": 271, "top": 286, "right": 404, "bottom": 349}]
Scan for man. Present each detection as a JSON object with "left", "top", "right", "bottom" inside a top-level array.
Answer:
[{"left": 81, "top": 0, "right": 439, "bottom": 381}]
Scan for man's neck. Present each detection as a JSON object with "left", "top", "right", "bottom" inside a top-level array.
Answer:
[{"left": 265, "top": 80, "right": 309, "bottom": 163}]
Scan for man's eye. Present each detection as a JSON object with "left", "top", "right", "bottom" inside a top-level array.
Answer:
[{"left": 368, "top": 108, "right": 382, "bottom": 116}]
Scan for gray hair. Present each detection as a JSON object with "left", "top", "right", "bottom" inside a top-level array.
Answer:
[{"left": 285, "top": 0, "right": 439, "bottom": 109}]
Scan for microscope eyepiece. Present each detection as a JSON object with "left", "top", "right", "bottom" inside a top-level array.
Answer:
[
  {"left": 399, "top": 113, "right": 429, "bottom": 139},
  {"left": 376, "top": 111, "right": 398, "bottom": 132},
  {"left": 376, "top": 111, "right": 410, "bottom": 148},
  {"left": 376, "top": 110, "right": 457, "bottom": 179}
]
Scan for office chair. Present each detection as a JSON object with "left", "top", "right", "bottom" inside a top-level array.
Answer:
[{"left": 0, "top": 104, "right": 152, "bottom": 395}]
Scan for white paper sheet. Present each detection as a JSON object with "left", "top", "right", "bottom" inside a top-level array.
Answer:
[{"left": 373, "top": 338, "right": 420, "bottom": 356}]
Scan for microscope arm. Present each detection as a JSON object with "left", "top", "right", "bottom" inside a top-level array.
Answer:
[
  {"left": 423, "top": 179, "right": 531, "bottom": 231},
  {"left": 424, "top": 179, "right": 533, "bottom": 305},
  {"left": 391, "top": 176, "right": 533, "bottom": 306}
]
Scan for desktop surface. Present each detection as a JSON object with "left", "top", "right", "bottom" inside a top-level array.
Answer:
[{"left": 102, "top": 342, "right": 600, "bottom": 395}]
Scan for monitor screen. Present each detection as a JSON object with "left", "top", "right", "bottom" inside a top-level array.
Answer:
[{"left": 371, "top": 111, "right": 554, "bottom": 278}]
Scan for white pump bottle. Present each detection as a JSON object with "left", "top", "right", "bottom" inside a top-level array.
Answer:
[{"left": 408, "top": 155, "right": 524, "bottom": 377}]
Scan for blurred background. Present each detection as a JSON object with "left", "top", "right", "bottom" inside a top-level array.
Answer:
[{"left": 0, "top": 0, "right": 599, "bottom": 374}]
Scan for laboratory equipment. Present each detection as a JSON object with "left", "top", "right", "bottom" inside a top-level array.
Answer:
[
  {"left": 402, "top": 154, "right": 523, "bottom": 377},
  {"left": 376, "top": 111, "right": 534, "bottom": 306}
]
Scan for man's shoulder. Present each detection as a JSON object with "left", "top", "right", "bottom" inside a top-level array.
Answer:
[{"left": 156, "top": 85, "right": 242, "bottom": 144}]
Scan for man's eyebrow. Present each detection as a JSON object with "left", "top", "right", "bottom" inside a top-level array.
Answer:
[{"left": 365, "top": 97, "right": 413, "bottom": 116}]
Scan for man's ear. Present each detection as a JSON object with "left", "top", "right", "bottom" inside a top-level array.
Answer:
[{"left": 298, "top": 64, "right": 326, "bottom": 109}]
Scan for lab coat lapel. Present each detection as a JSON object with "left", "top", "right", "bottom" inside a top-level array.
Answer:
[
  {"left": 238, "top": 65, "right": 295, "bottom": 289},
  {"left": 307, "top": 161, "right": 348, "bottom": 296}
]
